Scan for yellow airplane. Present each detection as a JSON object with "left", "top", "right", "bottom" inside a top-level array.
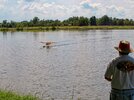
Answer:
[{"left": 40, "top": 41, "right": 55, "bottom": 48}]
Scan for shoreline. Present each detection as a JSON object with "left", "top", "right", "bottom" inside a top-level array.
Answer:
[
  {"left": 0, "top": 89, "right": 39, "bottom": 100},
  {"left": 0, "top": 26, "right": 134, "bottom": 32}
]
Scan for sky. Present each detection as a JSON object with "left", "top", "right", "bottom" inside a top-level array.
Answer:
[{"left": 0, "top": 0, "right": 134, "bottom": 22}]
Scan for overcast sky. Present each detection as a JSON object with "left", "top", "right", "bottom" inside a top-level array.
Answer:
[{"left": 0, "top": 0, "right": 134, "bottom": 22}]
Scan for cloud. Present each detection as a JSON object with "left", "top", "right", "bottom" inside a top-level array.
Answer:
[
  {"left": 14, "top": 0, "right": 126, "bottom": 20},
  {"left": 78, "top": 0, "right": 104, "bottom": 17},
  {"left": 0, "top": 0, "right": 134, "bottom": 21},
  {"left": 104, "top": 5, "right": 125, "bottom": 18},
  {"left": 128, "top": 0, "right": 134, "bottom": 2},
  {"left": 0, "top": 0, "right": 6, "bottom": 9},
  {"left": 17, "top": 0, "right": 35, "bottom": 3},
  {"left": 14, "top": 1, "right": 69, "bottom": 20},
  {"left": 15, "top": 0, "right": 100, "bottom": 20},
  {"left": 28, "top": 2, "right": 67, "bottom": 13},
  {"left": 25, "top": 0, "right": 35, "bottom": 2},
  {"left": 80, "top": 0, "right": 100, "bottom": 10}
]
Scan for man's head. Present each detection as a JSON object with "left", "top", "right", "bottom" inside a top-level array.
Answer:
[{"left": 114, "top": 40, "right": 134, "bottom": 55}]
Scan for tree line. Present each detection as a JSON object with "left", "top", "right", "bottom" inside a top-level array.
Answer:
[{"left": 0, "top": 15, "right": 134, "bottom": 28}]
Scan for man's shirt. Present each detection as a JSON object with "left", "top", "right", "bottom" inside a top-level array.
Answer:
[{"left": 105, "top": 55, "right": 134, "bottom": 89}]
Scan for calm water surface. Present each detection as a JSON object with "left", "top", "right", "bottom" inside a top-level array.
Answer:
[{"left": 0, "top": 30, "right": 134, "bottom": 100}]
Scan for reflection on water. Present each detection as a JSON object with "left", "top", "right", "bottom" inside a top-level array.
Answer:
[
  {"left": 0, "top": 30, "right": 134, "bottom": 100},
  {"left": 3, "top": 31, "right": 7, "bottom": 39}
]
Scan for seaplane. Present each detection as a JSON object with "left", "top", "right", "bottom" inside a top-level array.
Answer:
[{"left": 40, "top": 41, "right": 55, "bottom": 48}]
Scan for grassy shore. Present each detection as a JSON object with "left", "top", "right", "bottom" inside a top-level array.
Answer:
[
  {"left": 0, "top": 26, "right": 134, "bottom": 32},
  {"left": 0, "top": 90, "right": 39, "bottom": 100},
  {"left": 57, "top": 26, "right": 134, "bottom": 30}
]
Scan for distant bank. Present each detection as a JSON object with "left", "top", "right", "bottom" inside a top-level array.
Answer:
[{"left": 0, "top": 26, "right": 134, "bottom": 32}]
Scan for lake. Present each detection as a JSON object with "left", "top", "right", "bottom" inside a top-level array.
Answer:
[{"left": 0, "top": 30, "right": 134, "bottom": 100}]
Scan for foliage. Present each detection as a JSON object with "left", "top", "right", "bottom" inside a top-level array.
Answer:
[
  {"left": 90, "top": 16, "right": 97, "bottom": 26},
  {"left": 98, "top": 15, "right": 111, "bottom": 25},
  {"left": 0, "top": 90, "right": 39, "bottom": 100},
  {"left": 0, "top": 15, "right": 134, "bottom": 28}
]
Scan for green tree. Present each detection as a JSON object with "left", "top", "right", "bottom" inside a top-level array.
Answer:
[
  {"left": 21, "top": 21, "right": 29, "bottom": 27},
  {"left": 32, "top": 17, "right": 39, "bottom": 25},
  {"left": 79, "top": 16, "right": 89, "bottom": 26},
  {"left": 129, "top": 19, "right": 134, "bottom": 25},
  {"left": 0, "top": 23, "right": 2, "bottom": 27},
  {"left": 124, "top": 19, "right": 132, "bottom": 26},
  {"left": 90, "top": 16, "right": 96, "bottom": 26},
  {"left": 112, "top": 18, "right": 118, "bottom": 25},
  {"left": 99, "top": 15, "right": 110, "bottom": 25},
  {"left": 2, "top": 20, "right": 7, "bottom": 27},
  {"left": 10, "top": 21, "right": 16, "bottom": 28},
  {"left": 117, "top": 19, "right": 124, "bottom": 25}
]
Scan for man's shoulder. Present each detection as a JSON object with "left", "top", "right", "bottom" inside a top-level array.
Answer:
[
  {"left": 116, "top": 55, "right": 134, "bottom": 72},
  {"left": 110, "top": 55, "right": 134, "bottom": 65},
  {"left": 115, "top": 55, "right": 134, "bottom": 61},
  {"left": 128, "top": 55, "right": 134, "bottom": 60},
  {"left": 124, "top": 55, "right": 134, "bottom": 62},
  {"left": 111, "top": 56, "right": 120, "bottom": 62},
  {"left": 117, "top": 60, "right": 134, "bottom": 72}
]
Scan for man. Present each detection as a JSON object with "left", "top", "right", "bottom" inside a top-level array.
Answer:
[{"left": 104, "top": 40, "right": 134, "bottom": 100}]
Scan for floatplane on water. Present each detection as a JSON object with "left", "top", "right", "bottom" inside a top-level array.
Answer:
[{"left": 40, "top": 41, "right": 55, "bottom": 48}]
